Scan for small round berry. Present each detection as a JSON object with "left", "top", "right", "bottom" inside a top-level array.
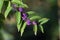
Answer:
[{"left": 19, "top": 7, "right": 24, "bottom": 12}]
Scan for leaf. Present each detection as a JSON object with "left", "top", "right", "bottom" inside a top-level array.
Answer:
[
  {"left": 27, "top": 11, "right": 35, "bottom": 15},
  {"left": 0, "top": 0, "right": 4, "bottom": 13},
  {"left": 12, "top": 0, "right": 20, "bottom": 3},
  {"left": 4, "top": 1, "right": 12, "bottom": 18},
  {"left": 17, "top": 21, "right": 22, "bottom": 32},
  {"left": 20, "top": 4, "right": 28, "bottom": 8},
  {"left": 15, "top": 12, "right": 21, "bottom": 24},
  {"left": 20, "top": 22, "right": 26, "bottom": 36},
  {"left": 15, "top": 12, "right": 21, "bottom": 32},
  {"left": 33, "top": 24, "right": 37, "bottom": 35},
  {"left": 30, "top": 16, "right": 41, "bottom": 20},
  {"left": 12, "top": 0, "right": 28, "bottom": 8},
  {"left": 39, "top": 24, "right": 44, "bottom": 33},
  {"left": 39, "top": 18, "right": 49, "bottom": 24},
  {"left": 27, "top": 11, "right": 40, "bottom": 18}
]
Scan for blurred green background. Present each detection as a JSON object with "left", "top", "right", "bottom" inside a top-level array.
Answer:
[{"left": 0, "top": 0, "right": 59, "bottom": 40}]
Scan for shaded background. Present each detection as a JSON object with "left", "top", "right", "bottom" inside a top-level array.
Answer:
[{"left": 0, "top": 0, "right": 59, "bottom": 40}]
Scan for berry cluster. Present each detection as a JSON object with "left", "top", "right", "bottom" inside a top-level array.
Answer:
[
  {"left": 12, "top": 4, "right": 37, "bottom": 25},
  {"left": 19, "top": 7, "right": 37, "bottom": 25}
]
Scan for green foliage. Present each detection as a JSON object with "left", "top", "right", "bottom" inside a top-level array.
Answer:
[
  {"left": 33, "top": 24, "right": 37, "bottom": 35},
  {"left": 15, "top": 12, "right": 21, "bottom": 32},
  {"left": 15, "top": 12, "right": 21, "bottom": 24},
  {"left": 39, "top": 18, "right": 49, "bottom": 24},
  {"left": 19, "top": 21, "right": 22, "bottom": 31},
  {"left": 39, "top": 24, "right": 44, "bottom": 33},
  {"left": 17, "top": 21, "right": 22, "bottom": 32},
  {"left": 30, "top": 16, "right": 41, "bottom": 20},
  {"left": 0, "top": 0, "right": 49, "bottom": 36},
  {"left": 12, "top": 0, "right": 28, "bottom": 8},
  {"left": 4, "top": 1, "right": 12, "bottom": 18},
  {"left": 20, "top": 22, "right": 26, "bottom": 36},
  {"left": 27, "top": 11, "right": 40, "bottom": 19},
  {"left": 0, "top": 0, "right": 4, "bottom": 13},
  {"left": 19, "top": 3, "right": 28, "bottom": 8},
  {"left": 38, "top": 18, "right": 49, "bottom": 33},
  {"left": 27, "top": 11, "right": 35, "bottom": 15}
]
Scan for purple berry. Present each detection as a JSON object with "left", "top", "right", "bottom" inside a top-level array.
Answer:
[
  {"left": 22, "top": 17, "right": 26, "bottom": 20},
  {"left": 23, "top": 13, "right": 27, "bottom": 17},
  {"left": 22, "top": 13, "right": 27, "bottom": 18},
  {"left": 32, "top": 21, "right": 36, "bottom": 25},
  {"left": 22, "top": 13, "right": 27, "bottom": 20},
  {"left": 26, "top": 19, "right": 31, "bottom": 25},
  {"left": 19, "top": 7, "right": 24, "bottom": 12}
]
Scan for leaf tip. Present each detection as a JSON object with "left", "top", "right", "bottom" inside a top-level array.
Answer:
[
  {"left": 21, "top": 32, "right": 23, "bottom": 37},
  {"left": 34, "top": 32, "right": 37, "bottom": 36},
  {"left": 41, "top": 30, "right": 44, "bottom": 33}
]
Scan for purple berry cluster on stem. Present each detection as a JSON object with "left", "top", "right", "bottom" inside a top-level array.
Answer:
[
  {"left": 12, "top": 4, "right": 37, "bottom": 26},
  {"left": 18, "top": 7, "right": 37, "bottom": 25}
]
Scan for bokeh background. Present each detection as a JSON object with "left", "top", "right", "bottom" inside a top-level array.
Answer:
[{"left": 0, "top": 0, "right": 59, "bottom": 40}]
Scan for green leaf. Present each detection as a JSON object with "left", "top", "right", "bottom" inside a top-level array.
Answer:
[
  {"left": 27, "top": 11, "right": 40, "bottom": 18},
  {"left": 39, "top": 24, "right": 44, "bottom": 33},
  {"left": 15, "top": 12, "right": 21, "bottom": 24},
  {"left": 12, "top": 0, "right": 28, "bottom": 8},
  {"left": 15, "top": 12, "right": 21, "bottom": 32},
  {"left": 27, "top": 11, "right": 35, "bottom": 15},
  {"left": 12, "top": 0, "right": 22, "bottom": 4},
  {"left": 28, "top": 12, "right": 39, "bottom": 19},
  {"left": 33, "top": 24, "right": 37, "bottom": 35},
  {"left": 30, "top": 16, "right": 41, "bottom": 20},
  {"left": 20, "top": 4, "right": 28, "bottom": 8},
  {"left": 17, "top": 21, "right": 22, "bottom": 32},
  {"left": 4, "top": 1, "right": 12, "bottom": 18},
  {"left": 12, "top": 0, "right": 20, "bottom": 2},
  {"left": 20, "top": 22, "right": 26, "bottom": 36},
  {"left": 0, "top": 0, "right": 4, "bottom": 13},
  {"left": 39, "top": 18, "right": 49, "bottom": 24}
]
